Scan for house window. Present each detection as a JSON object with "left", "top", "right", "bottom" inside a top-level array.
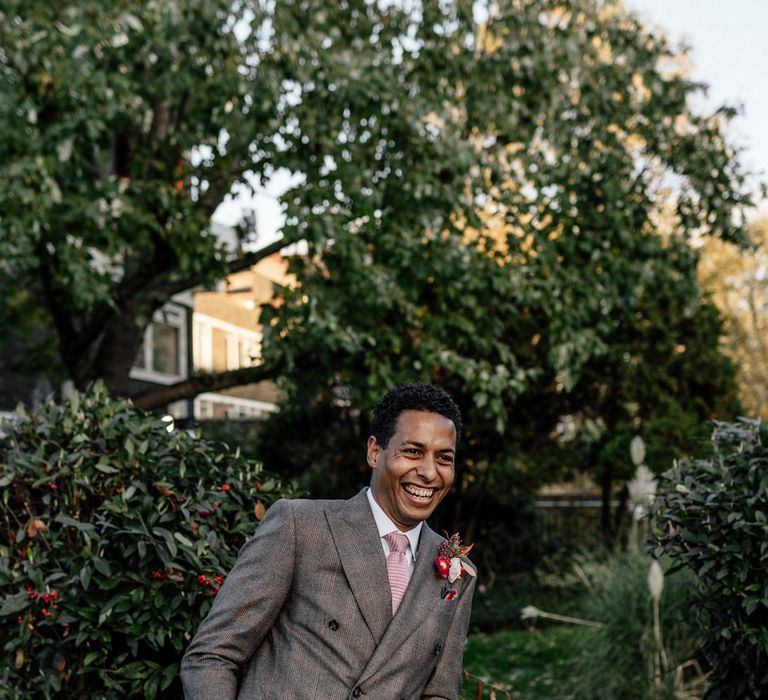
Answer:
[
  {"left": 193, "top": 322, "right": 213, "bottom": 371},
  {"left": 134, "top": 337, "right": 147, "bottom": 369},
  {"left": 197, "top": 399, "right": 214, "bottom": 419},
  {"left": 192, "top": 312, "right": 263, "bottom": 374},
  {"left": 152, "top": 321, "right": 180, "bottom": 375},
  {"left": 131, "top": 304, "right": 187, "bottom": 384},
  {"left": 225, "top": 334, "right": 260, "bottom": 370},
  {"left": 226, "top": 334, "right": 240, "bottom": 370}
]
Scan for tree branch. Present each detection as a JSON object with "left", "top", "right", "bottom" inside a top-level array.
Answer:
[
  {"left": 226, "top": 237, "right": 288, "bottom": 275},
  {"left": 131, "top": 363, "right": 281, "bottom": 411},
  {"left": 154, "top": 236, "right": 287, "bottom": 299},
  {"left": 200, "top": 162, "right": 249, "bottom": 219},
  {"left": 34, "top": 239, "right": 108, "bottom": 386},
  {"left": 114, "top": 219, "right": 180, "bottom": 307}
]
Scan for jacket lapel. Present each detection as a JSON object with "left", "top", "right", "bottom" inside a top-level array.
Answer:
[
  {"left": 324, "top": 489, "right": 392, "bottom": 644},
  {"left": 383, "top": 524, "right": 444, "bottom": 636},
  {"left": 358, "top": 524, "right": 463, "bottom": 682}
]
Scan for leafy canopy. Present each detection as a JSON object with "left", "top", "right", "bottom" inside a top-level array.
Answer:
[
  {"left": 0, "top": 1, "right": 754, "bottom": 511},
  {"left": 0, "top": 1, "right": 754, "bottom": 404},
  {"left": 0, "top": 0, "right": 281, "bottom": 392},
  {"left": 699, "top": 218, "right": 768, "bottom": 420},
  {"left": 258, "top": 0, "right": 750, "bottom": 500}
]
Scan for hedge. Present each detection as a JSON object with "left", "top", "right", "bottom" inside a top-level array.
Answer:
[
  {"left": 0, "top": 383, "right": 294, "bottom": 698},
  {"left": 651, "top": 419, "right": 768, "bottom": 699}
]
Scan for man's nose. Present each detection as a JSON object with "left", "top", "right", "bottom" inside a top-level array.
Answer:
[{"left": 417, "top": 454, "right": 438, "bottom": 480}]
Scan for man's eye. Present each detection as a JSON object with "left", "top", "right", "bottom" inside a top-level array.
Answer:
[{"left": 438, "top": 455, "right": 454, "bottom": 464}]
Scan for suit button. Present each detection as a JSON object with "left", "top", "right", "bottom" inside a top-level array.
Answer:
[
  {"left": 352, "top": 687, "right": 362, "bottom": 698},
  {"left": 328, "top": 619, "right": 339, "bottom": 631},
  {"left": 434, "top": 643, "right": 442, "bottom": 655}
]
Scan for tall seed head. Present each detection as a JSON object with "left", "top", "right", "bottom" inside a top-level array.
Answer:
[{"left": 648, "top": 560, "right": 664, "bottom": 602}]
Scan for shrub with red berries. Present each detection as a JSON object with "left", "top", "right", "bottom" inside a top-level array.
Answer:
[{"left": 0, "top": 384, "right": 295, "bottom": 697}]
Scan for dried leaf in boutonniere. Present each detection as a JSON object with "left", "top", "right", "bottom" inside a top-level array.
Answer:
[{"left": 434, "top": 531, "right": 476, "bottom": 596}]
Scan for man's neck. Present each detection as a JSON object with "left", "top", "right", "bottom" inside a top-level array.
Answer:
[{"left": 366, "top": 487, "right": 423, "bottom": 554}]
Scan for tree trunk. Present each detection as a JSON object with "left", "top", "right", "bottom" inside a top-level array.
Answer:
[
  {"left": 131, "top": 364, "right": 281, "bottom": 411},
  {"left": 94, "top": 314, "right": 149, "bottom": 396}
]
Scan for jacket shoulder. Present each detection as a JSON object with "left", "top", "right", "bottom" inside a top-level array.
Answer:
[{"left": 269, "top": 495, "right": 349, "bottom": 523}]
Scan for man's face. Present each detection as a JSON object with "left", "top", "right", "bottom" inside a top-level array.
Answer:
[{"left": 367, "top": 409, "right": 457, "bottom": 531}]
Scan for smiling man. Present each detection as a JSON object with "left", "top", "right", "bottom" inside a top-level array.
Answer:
[{"left": 181, "top": 384, "right": 477, "bottom": 699}]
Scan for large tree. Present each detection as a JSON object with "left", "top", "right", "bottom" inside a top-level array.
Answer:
[
  {"left": 0, "top": 1, "right": 755, "bottom": 535},
  {"left": 0, "top": 0, "right": 285, "bottom": 398},
  {"left": 252, "top": 1, "right": 752, "bottom": 535}
]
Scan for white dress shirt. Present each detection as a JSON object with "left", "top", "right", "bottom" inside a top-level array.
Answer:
[{"left": 366, "top": 487, "right": 422, "bottom": 578}]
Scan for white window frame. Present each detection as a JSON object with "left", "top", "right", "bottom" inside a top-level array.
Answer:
[
  {"left": 225, "top": 333, "right": 240, "bottom": 370},
  {"left": 193, "top": 320, "right": 214, "bottom": 371},
  {"left": 193, "top": 392, "right": 278, "bottom": 420},
  {"left": 192, "top": 312, "right": 262, "bottom": 372},
  {"left": 130, "top": 303, "right": 188, "bottom": 385}
]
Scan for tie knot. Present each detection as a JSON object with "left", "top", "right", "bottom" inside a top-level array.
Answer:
[{"left": 385, "top": 532, "right": 409, "bottom": 555}]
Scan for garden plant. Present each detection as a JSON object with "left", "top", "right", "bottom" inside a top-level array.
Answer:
[
  {"left": 0, "top": 384, "right": 294, "bottom": 698},
  {"left": 569, "top": 550, "right": 700, "bottom": 700},
  {"left": 652, "top": 419, "right": 768, "bottom": 699}
]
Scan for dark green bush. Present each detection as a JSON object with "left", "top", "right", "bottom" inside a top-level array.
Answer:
[
  {"left": 651, "top": 418, "right": 768, "bottom": 699},
  {"left": 0, "top": 384, "right": 295, "bottom": 698}
]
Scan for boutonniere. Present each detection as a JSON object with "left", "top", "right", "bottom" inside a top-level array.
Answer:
[{"left": 435, "top": 531, "right": 476, "bottom": 600}]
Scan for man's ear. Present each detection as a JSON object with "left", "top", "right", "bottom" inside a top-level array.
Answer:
[{"left": 366, "top": 436, "right": 380, "bottom": 469}]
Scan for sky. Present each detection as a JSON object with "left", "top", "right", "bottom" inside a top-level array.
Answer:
[
  {"left": 214, "top": 0, "right": 768, "bottom": 236},
  {"left": 626, "top": 0, "right": 768, "bottom": 214}
]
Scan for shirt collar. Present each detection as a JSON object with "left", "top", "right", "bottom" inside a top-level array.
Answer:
[{"left": 366, "top": 487, "right": 422, "bottom": 556}]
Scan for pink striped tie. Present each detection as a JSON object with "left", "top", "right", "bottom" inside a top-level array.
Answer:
[{"left": 385, "top": 532, "right": 410, "bottom": 614}]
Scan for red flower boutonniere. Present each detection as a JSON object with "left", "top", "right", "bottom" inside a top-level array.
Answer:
[{"left": 435, "top": 532, "right": 476, "bottom": 600}]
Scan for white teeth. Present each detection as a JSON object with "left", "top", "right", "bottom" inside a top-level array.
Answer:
[{"left": 404, "top": 485, "right": 434, "bottom": 498}]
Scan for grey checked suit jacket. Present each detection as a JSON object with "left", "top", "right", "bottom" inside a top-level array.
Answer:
[{"left": 180, "top": 488, "right": 476, "bottom": 699}]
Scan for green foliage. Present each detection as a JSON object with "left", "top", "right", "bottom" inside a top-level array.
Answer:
[
  {"left": 196, "top": 419, "right": 263, "bottom": 462},
  {"left": 563, "top": 279, "right": 740, "bottom": 523},
  {"left": 570, "top": 552, "right": 699, "bottom": 700},
  {"left": 0, "top": 384, "right": 294, "bottom": 698},
  {"left": 258, "top": 0, "right": 749, "bottom": 524},
  {"left": 0, "top": 0, "right": 279, "bottom": 390},
  {"left": 651, "top": 419, "right": 768, "bottom": 699},
  {"left": 0, "top": 0, "right": 753, "bottom": 536},
  {"left": 470, "top": 568, "right": 588, "bottom": 635},
  {"left": 2, "top": 0, "right": 753, "bottom": 397},
  {"left": 263, "top": 0, "right": 753, "bottom": 400},
  {"left": 463, "top": 625, "right": 587, "bottom": 698},
  {"left": 464, "top": 553, "right": 700, "bottom": 698},
  {"left": 254, "top": 398, "right": 371, "bottom": 500}
]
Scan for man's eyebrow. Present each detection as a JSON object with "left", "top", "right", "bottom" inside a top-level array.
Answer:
[
  {"left": 397, "top": 440, "right": 456, "bottom": 453},
  {"left": 397, "top": 440, "right": 424, "bottom": 449}
]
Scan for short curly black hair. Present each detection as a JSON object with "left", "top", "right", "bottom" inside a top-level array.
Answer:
[{"left": 370, "top": 384, "right": 462, "bottom": 449}]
